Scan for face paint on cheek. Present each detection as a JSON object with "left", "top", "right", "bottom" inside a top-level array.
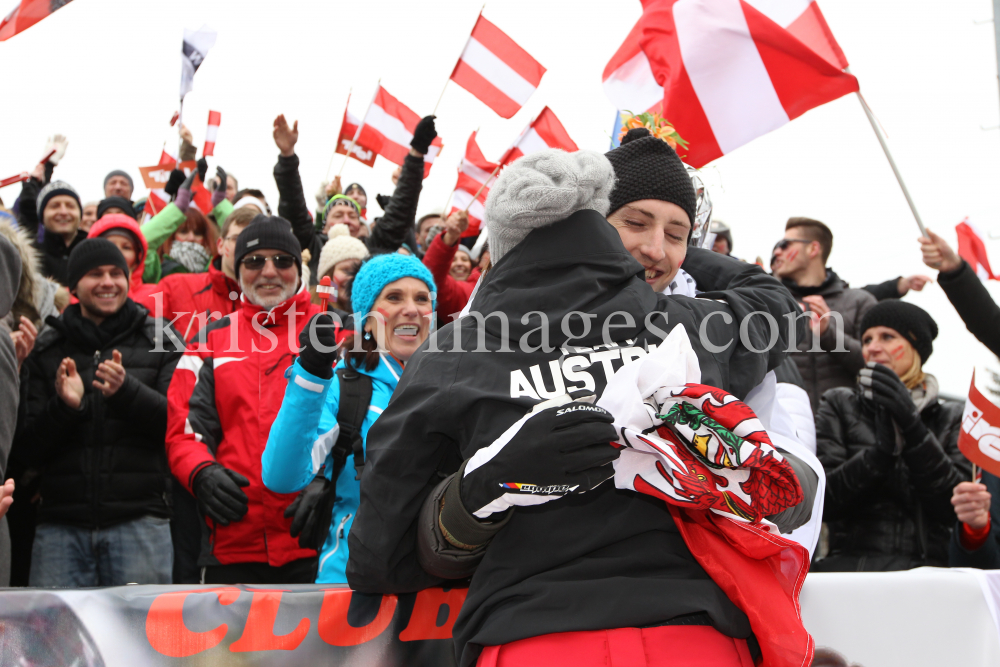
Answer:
[
  {"left": 785, "top": 247, "right": 798, "bottom": 263},
  {"left": 890, "top": 344, "right": 906, "bottom": 360}
]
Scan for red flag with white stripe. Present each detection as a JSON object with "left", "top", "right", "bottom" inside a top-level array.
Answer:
[
  {"left": 0, "top": 0, "right": 75, "bottom": 41},
  {"left": 141, "top": 150, "right": 211, "bottom": 218},
  {"left": 956, "top": 218, "right": 998, "bottom": 281},
  {"left": 335, "top": 95, "right": 377, "bottom": 167},
  {"left": 203, "top": 111, "right": 221, "bottom": 157},
  {"left": 501, "top": 106, "right": 578, "bottom": 166},
  {"left": 143, "top": 149, "right": 177, "bottom": 219},
  {"left": 959, "top": 372, "right": 1000, "bottom": 477},
  {"left": 450, "top": 13, "right": 546, "bottom": 119},
  {"left": 604, "top": 0, "right": 857, "bottom": 167},
  {"left": 448, "top": 131, "right": 499, "bottom": 238},
  {"left": 358, "top": 85, "right": 443, "bottom": 178}
]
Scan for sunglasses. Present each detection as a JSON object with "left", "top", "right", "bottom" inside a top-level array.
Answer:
[
  {"left": 241, "top": 254, "right": 296, "bottom": 271},
  {"left": 772, "top": 238, "right": 812, "bottom": 253}
]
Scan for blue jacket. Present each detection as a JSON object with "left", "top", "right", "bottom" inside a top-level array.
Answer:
[
  {"left": 950, "top": 471, "right": 1000, "bottom": 569},
  {"left": 262, "top": 353, "right": 402, "bottom": 583}
]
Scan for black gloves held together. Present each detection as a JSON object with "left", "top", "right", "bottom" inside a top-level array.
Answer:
[
  {"left": 860, "top": 362, "right": 927, "bottom": 444},
  {"left": 193, "top": 464, "right": 250, "bottom": 526},
  {"left": 410, "top": 115, "right": 437, "bottom": 155},
  {"left": 460, "top": 395, "right": 620, "bottom": 520},
  {"left": 298, "top": 313, "right": 339, "bottom": 379},
  {"left": 164, "top": 168, "right": 186, "bottom": 197},
  {"left": 197, "top": 157, "right": 209, "bottom": 183}
]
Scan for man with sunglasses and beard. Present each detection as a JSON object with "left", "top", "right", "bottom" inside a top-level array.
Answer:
[
  {"left": 166, "top": 216, "right": 326, "bottom": 584},
  {"left": 770, "top": 217, "right": 876, "bottom": 413}
]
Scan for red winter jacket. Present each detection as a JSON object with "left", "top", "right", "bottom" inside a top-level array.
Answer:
[
  {"left": 166, "top": 286, "right": 323, "bottom": 567},
  {"left": 422, "top": 233, "right": 480, "bottom": 326},
  {"left": 88, "top": 215, "right": 160, "bottom": 311},
  {"left": 152, "top": 256, "right": 242, "bottom": 342}
]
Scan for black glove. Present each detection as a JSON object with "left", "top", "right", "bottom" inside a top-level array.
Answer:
[
  {"left": 164, "top": 168, "right": 186, "bottom": 197},
  {"left": 197, "top": 157, "right": 209, "bottom": 183},
  {"left": 859, "top": 363, "right": 926, "bottom": 442},
  {"left": 193, "top": 464, "right": 250, "bottom": 526},
  {"left": 214, "top": 166, "right": 228, "bottom": 193},
  {"left": 375, "top": 193, "right": 391, "bottom": 211},
  {"left": 283, "top": 474, "right": 336, "bottom": 550},
  {"left": 410, "top": 115, "right": 437, "bottom": 155},
  {"left": 298, "top": 312, "right": 339, "bottom": 379},
  {"left": 460, "top": 396, "right": 619, "bottom": 520}
]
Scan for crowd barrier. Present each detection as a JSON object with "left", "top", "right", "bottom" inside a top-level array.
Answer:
[{"left": 1, "top": 569, "right": 998, "bottom": 666}]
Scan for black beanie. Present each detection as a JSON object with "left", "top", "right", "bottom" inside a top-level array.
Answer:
[
  {"left": 859, "top": 299, "right": 938, "bottom": 363},
  {"left": 234, "top": 215, "right": 303, "bottom": 278},
  {"left": 97, "top": 196, "right": 137, "bottom": 220},
  {"left": 103, "top": 169, "right": 134, "bottom": 193},
  {"left": 605, "top": 127, "right": 696, "bottom": 227},
  {"left": 67, "top": 238, "right": 130, "bottom": 289}
]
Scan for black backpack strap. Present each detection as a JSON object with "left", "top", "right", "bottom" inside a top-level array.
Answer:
[{"left": 333, "top": 365, "right": 374, "bottom": 481}]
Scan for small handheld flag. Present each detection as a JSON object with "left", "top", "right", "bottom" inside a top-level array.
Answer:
[
  {"left": 317, "top": 276, "right": 333, "bottom": 312},
  {"left": 958, "top": 371, "right": 1000, "bottom": 477}
]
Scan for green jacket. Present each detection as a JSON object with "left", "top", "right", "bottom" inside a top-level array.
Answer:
[{"left": 140, "top": 199, "right": 233, "bottom": 283}]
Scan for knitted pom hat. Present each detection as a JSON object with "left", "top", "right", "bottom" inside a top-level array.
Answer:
[
  {"left": 36, "top": 180, "right": 81, "bottom": 220},
  {"left": 859, "top": 299, "right": 938, "bottom": 364},
  {"left": 485, "top": 149, "right": 615, "bottom": 264},
  {"left": 605, "top": 127, "right": 697, "bottom": 227},
  {"left": 317, "top": 224, "right": 369, "bottom": 279},
  {"left": 351, "top": 253, "right": 437, "bottom": 331}
]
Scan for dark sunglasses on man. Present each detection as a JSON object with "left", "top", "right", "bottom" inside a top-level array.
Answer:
[
  {"left": 241, "top": 254, "right": 297, "bottom": 271},
  {"left": 772, "top": 238, "right": 812, "bottom": 253}
]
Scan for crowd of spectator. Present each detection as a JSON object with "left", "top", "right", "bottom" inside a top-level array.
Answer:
[{"left": 0, "top": 115, "right": 998, "bottom": 663}]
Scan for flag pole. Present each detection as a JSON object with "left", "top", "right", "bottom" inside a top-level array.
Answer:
[
  {"left": 853, "top": 89, "right": 927, "bottom": 237},
  {"left": 463, "top": 163, "right": 501, "bottom": 213},
  {"left": 337, "top": 80, "right": 379, "bottom": 179},
  {"left": 973, "top": 462, "right": 978, "bottom": 483},
  {"left": 432, "top": 4, "right": 484, "bottom": 116},
  {"left": 326, "top": 88, "right": 352, "bottom": 180}
]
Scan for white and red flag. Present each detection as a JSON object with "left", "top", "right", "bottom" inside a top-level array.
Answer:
[
  {"left": 603, "top": 0, "right": 857, "bottom": 167},
  {"left": 0, "top": 0, "right": 75, "bottom": 41},
  {"left": 956, "top": 219, "right": 997, "bottom": 281},
  {"left": 501, "top": 106, "right": 578, "bottom": 166},
  {"left": 959, "top": 372, "right": 1000, "bottom": 476},
  {"left": 140, "top": 149, "right": 211, "bottom": 218},
  {"left": 335, "top": 94, "right": 377, "bottom": 168},
  {"left": 450, "top": 13, "right": 546, "bottom": 119},
  {"left": 357, "top": 85, "right": 443, "bottom": 178},
  {"left": 448, "top": 131, "right": 500, "bottom": 238},
  {"left": 203, "top": 111, "right": 221, "bottom": 157}
]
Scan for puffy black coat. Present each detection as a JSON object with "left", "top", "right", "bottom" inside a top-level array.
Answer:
[
  {"left": 275, "top": 153, "right": 423, "bottom": 283},
  {"left": 14, "top": 301, "right": 182, "bottom": 527},
  {"left": 814, "top": 384, "right": 967, "bottom": 571}
]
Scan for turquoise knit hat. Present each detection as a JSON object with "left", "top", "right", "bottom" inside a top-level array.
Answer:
[{"left": 351, "top": 253, "right": 437, "bottom": 331}]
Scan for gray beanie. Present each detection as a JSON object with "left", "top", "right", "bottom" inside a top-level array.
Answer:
[
  {"left": 485, "top": 149, "right": 615, "bottom": 264},
  {"left": 36, "top": 180, "right": 81, "bottom": 220},
  {"left": 103, "top": 169, "right": 134, "bottom": 193}
]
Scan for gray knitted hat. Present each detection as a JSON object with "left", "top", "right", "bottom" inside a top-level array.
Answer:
[
  {"left": 36, "top": 180, "right": 81, "bottom": 220},
  {"left": 485, "top": 149, "right": 615, "bottom": 264}
]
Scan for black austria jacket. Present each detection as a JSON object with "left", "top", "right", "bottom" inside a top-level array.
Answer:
[
  {"left": 275, "top": 152, "right": 424, "bottom": 282},
  {"left": 347, "top": 210, "right": 802, "bottom": 666},
  {"left": 13, "top": 301, "right": 182, "bottom": 527},
  {"left": 814, "top": 385, "right": 967, "bottom": 571}
]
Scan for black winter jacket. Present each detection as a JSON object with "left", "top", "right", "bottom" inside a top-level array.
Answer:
[
  {"left": 347, "top": 211, "right": 804, "bottom": 667},
  {"left": 14, "top": 301, "right": 182, "bottom": 527},
  {"left": 938, "top": 260, "right": 1000, "bottom": 359},
  {"left": 17, "top": 176, "right": 87, "bottom": 286},
  {"left": 949, "top": 471, "right": 1000, "bottom": 568},
  {"left": 814, "top": 384, "right": 967, "bottom": 571},
  {"left": 274, "top": 153, "right": 423, "bottom": 283}
]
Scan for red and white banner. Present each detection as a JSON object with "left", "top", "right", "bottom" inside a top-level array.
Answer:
[
  {"left": 203, "top": 110, "right": 221, "bottom": 157},
  {"left": 959, "top": 371, "right": 1000, "bottom": 476},
  {"left": 604, "top": 0, "right": 857, "bottom": 167},
  {"left": 358, "top": 86, "right": 443, "bottom": 178},
  {"left": 0, "top": 0, "right": 75, "bottom": 41},
  {"left": 450, "top": 13, "right": 546, "bottom": 119},
  {"left": 335, "top": 96, "right": 377, "bottom": 168},
  {"left": 957, "top": 218, "right": 997, "bottom": 281},
  {"left": 448, "top": 131, "right": 499, "bottom": 238},
  {"left": 501, "top": 106, "right": 578, "bottom": 165},
  {"left": 141, "top": 151, "right": 211, "bottom": 218}
]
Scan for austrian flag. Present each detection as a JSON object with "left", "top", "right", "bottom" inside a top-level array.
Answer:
[
  {"left": 358, "top": 86, "right": 443, "bottom": 178},
  {"left": 501, "top": 106, "right": 578, "bottom": 166},
  {"left": 450, "top": 14, "right": 546, "bottom": 119},
  {"left": 605, "top": 0, "right": 857, "bottom": 167},
  {"left": 203, "top": 111, "right": 221, "bottom": 157},
  {"left": 449, "top": 131, "right": 500, "bottom": 238}
]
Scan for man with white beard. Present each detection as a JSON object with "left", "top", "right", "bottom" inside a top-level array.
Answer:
[{"left": 166, "top": 216, "right": 325, "bottom": 584}]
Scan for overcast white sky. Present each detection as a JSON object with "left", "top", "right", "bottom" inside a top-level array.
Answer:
[{"left": 2, "top": 0, "right": 1000, "bottom": 394}]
